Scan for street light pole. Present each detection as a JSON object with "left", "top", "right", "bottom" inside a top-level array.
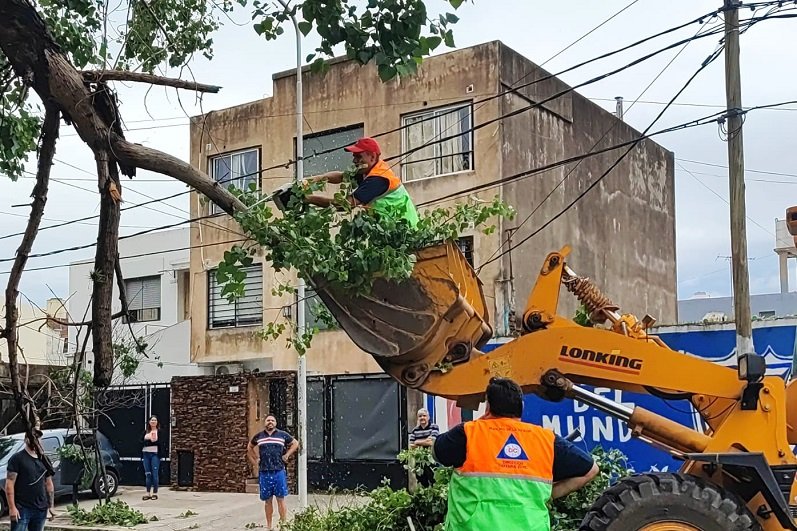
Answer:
[{"left": 276, "top": 0, "right": 308, "bottom": 509}]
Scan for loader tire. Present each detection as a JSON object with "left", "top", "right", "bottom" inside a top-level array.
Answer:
[{"left": 580, "top": 472, "right": 760, "bottom": 531}]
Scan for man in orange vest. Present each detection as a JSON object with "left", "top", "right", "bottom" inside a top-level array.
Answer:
[
  {"left": 433, "top": 377, "right": 598, "bottom": 530},
  {"left": 304, "top": 137, "right": 419, "bottom": 226}
]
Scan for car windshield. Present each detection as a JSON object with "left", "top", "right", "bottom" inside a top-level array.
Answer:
[{"left": 0, "top": 437, "right": 21, "bottom": 464}]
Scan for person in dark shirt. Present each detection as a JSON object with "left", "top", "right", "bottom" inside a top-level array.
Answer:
[
  {"left": 433, "top": 377, "right": 598, "bottom": 530},
  {"left": 5, "top": 430, "right": 55, "bottom": 531},
  {"left": 247, "top": 415, "right": 299, "bottom": 531}
]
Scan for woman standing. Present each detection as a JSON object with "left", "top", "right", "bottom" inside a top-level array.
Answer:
[{"left": 141, "top": 416, "right": 161, "bottom": 500}]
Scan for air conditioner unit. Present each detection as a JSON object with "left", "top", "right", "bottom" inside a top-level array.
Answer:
[{"left": 214, "top": 363, "right": 242, "bottom": 376}]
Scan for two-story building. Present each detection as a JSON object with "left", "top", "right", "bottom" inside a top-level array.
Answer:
[{"left": 182, "top": 40, "right": 676, "bottom": 491}]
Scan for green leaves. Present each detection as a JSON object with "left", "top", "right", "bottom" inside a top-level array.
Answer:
[
  {"left": 68, "top": 500, "right": 148, "bottom": 527},
  {"left": 217, "top": 178, "right": 514, "bottom": 351},
  {"left": 250, "top": 0, "right": 469, "bottom": 82}
]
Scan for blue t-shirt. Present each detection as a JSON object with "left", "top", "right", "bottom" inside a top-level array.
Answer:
[{"left": 251, "top": 429, "right": 294, "bottom": 473}]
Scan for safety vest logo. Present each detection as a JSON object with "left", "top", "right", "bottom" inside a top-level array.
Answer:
[{"left": 496, "top": 434, "right": 529, "bottom": 460}]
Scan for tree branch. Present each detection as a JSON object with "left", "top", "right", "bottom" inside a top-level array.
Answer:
[
  {"left": 111, "top": 137, "right": 247, "bottom": 214},
  {"left": 0, "top": 0, "right": 244, "bottom": 214},
  {"left": 3, "top": 104, "right": 59, "bottom": 438},
  {"left": 81, "top": 70, "right": 221, "bottom": 93},
  {"left": 91, "top": 150, "right": 120, "bottom": 388}
]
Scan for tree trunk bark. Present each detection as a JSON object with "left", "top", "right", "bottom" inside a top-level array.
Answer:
[{"left": 91, "top": 151, "right": 121, "bottom": 388}]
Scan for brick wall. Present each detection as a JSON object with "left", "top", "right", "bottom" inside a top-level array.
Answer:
[
  {"left": 171, "top": 372, "right": 298, "bottom": 494},
  {"left": 170, "top": 374, "right": 250, "bottom": 492}
]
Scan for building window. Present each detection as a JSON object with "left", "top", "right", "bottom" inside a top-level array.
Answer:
[
  {"left": 759, "top": 310, "right": 776, "bottom": 318},
  {"left": 303, "top": 288, "right": 336, "bottom": 332},
  {"left": 208, "top": 265, "right": 263, "bottom": 328},
  {"left": 401, "top": 103, "right": 473, "bottom": 182},
  {"left": 456, "top": 236, "right": 475, "bottom": 268},
  {"left": 125, "top": 276, "right": 161, "bottom": 322},
  {"left": 299, "top": 126, "right": 364, "bottom": 178},
  {"left": 209, "top": 148, "right": 259, "bottom": 214}
]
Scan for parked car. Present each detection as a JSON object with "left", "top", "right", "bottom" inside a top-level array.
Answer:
[{"left": 0, "top": 428, "right": 123, "bottom": 515}]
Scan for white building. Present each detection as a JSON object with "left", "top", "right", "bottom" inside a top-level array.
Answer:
[
  {"left": 0, "top": 297, "right": 68, "bottom": 366},
  {"left": 68, "top": 228, "right": 210, "bottom": 384}
]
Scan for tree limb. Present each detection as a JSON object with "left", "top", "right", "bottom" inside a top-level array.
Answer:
[
  {"left": 111, "top": 137, "right": 247, "bottom": 213},
  {"left": 3, "top": 104, "right": 59, "bottom": 438},
  {"left": 91, "top": 150, "right": 120, "bottom": 388},
  {"left": 114, "top": 256, "right": 148, "bottom": 356},
  {"left": 81, "top": 70, "right": 221, "bottom": 93},
  {"left": 0, "top": 0, "right": 244, "bottom": 215}
]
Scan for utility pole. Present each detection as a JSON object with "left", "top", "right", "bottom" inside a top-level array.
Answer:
[
  {"left": 723, "top": 0, "right": 754, "bottom": 359},
  {"left": 276, "top": 0, "right": 308, "bottom": 509}
]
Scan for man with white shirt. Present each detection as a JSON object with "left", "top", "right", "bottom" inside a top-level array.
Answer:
[{"left": 247, "top": 415, "right": 299, "bottom": 530}]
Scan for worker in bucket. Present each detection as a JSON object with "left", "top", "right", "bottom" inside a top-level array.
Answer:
[
  {"left": 433, "top": 377, "right": 598, "bottom": 530},
  {"left": 304, "top": 137, "right": 419, "bottom": 227}
]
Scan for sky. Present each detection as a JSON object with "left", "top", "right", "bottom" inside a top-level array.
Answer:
[{"left": 2, "top": 0, "right": 797, "bottom": 309}]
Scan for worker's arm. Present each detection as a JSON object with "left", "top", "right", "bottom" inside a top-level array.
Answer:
[
  {"left": 282, "top": 438, "right": 299, "bottom": 463},
  {"left": 552, "top": 462, "right": 599, "bottom": 499},
  {"left": 550, "top": 436, "right": 598, "bottom": 499},
  {"left": 308, "top": 171, "right": 345, "bottom": 185},
  {"left": 431, "top": 423, "right": 467, "bottom": 468},
  {"left": 6, "top": 471, "right": 19, "bottom": 522}
]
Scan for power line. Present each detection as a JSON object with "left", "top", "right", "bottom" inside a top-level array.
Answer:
[
  {"left": 677, "top": 162, "right": 775, "bottom": 237},
  {"left": 0, "top": 238, "right": 247, "bottom": 276},
  {"left": 0, "top": 209, "right": 158, "bottom": 229},
  {"left": 4, "top": 6, "right": 793, "bottom": 263},
  {"left": 478, "top": 44, "right": 727, "bottom": 269},
  {"left": 479, "top": 13, "right": 716, "bottom": 269},
  {"left": 4, "top": 10, "right": 727, "bottom": 244}
]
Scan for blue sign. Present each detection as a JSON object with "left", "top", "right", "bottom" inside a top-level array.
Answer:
[{"left": 478, "top": 324, "right": 797, "bottom": 472}]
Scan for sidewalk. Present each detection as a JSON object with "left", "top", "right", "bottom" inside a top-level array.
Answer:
[{"left": 0, "top": 487, "right": 362, "bottom": 530}]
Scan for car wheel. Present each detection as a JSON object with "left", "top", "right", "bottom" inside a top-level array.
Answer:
[{"left": 92, "top": 469, "right": 119, "bottom": 499}]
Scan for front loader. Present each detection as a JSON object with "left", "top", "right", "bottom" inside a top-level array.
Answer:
[{"left": 310, "top": 242, "right": 797, "bottom": 530}]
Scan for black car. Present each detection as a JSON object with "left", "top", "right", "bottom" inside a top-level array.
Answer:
[{"left": 0, "top": 428, "right": 123, "bottom": 515}]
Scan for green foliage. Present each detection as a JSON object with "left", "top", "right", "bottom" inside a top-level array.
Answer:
[
  {"left": 0, "top": 68, "right": 40, "bottom": 181},
  {"left": 286, "top": 447, "right": 632, "bottom": 531},
  {"left": 397, "top": 446, "right": 435, "bottom": 478},
  {"left": 56, "top": 443, "right": 98, "bottom": 490},
  {"left": 550, "top": 447, "right": 633, "bottom": 531},
  {"left": 67, "top": 500, "right": 148, "bottom": 527},
  {"left": 249, "top": 0, "right": 468, "bottom": 79},
  {"left": 573, "top": 304, "right": 594, "bottom": 327},
  {"left": 218, "top": 180, "right": 514, "bottom": 349}
]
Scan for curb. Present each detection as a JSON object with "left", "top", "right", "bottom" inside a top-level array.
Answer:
[{"left": 0, "top": 524, "right": 130, "bottom": 531}]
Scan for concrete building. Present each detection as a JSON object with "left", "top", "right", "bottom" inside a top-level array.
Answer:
[
  {"left": 182, "top": 41, "right": 675, "bottom": 491},
  {"left": 678, "top": 218, "right": 797, "bottom": 323},
  {"left": 678, "top": 292, "right": 797, "bottom": 323},
  {"left": 68, "top": 227, "right": 209, "bottom": 384},
  {"left": 187, "top": 40, "right": 676, "bottom": 375}
]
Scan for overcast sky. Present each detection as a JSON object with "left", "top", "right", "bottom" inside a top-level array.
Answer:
[{"left": 2, "top": 0, "right": 796, "bottom": 309}]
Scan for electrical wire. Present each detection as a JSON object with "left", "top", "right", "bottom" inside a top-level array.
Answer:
[{"left": 478, "top": 45, "right": 727, "bottom": 270}]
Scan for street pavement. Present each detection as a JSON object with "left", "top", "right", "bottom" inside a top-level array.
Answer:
[{"left": 0, "top": 487, "right": 362, "bottom": 530}]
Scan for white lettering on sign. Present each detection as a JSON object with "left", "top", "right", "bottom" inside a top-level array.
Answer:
[{"left": 542, "top": 389, "right": 636, "bottom": 444}]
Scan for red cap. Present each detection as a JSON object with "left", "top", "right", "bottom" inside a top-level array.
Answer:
[{"left": 344, "top": 137, "right": 381, "bottom": 156}]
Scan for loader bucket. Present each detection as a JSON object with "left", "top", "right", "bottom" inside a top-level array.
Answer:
[{"left": 311, "top": 241, "right": 493, "bottom": 387}]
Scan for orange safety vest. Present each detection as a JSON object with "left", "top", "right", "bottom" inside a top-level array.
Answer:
[
  {"left": 359, "top": 161, "right": 418, "bottom": 226},
  {"left": 446, "top": 416, "right": 556, "bottom": 530}
]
